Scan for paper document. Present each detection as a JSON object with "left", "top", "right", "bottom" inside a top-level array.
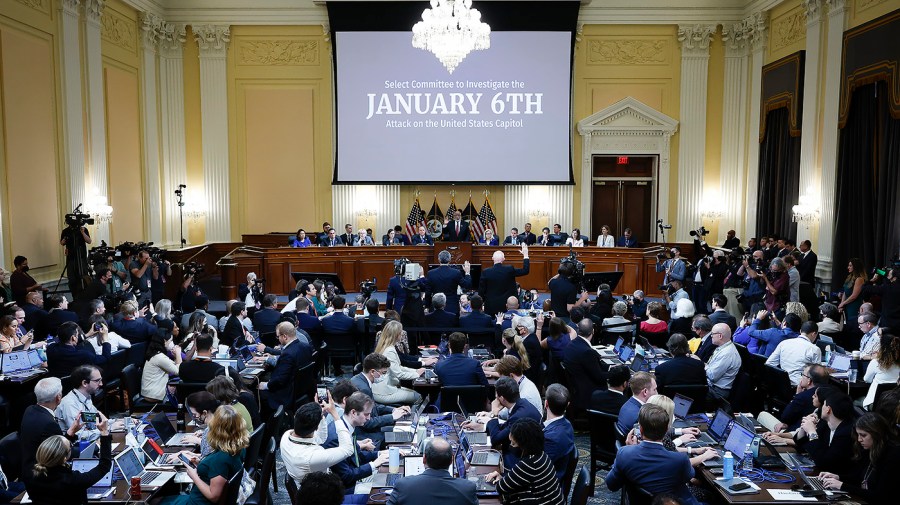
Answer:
[{"left": 768, "top": 489, "right": 818, "bottom": 501}]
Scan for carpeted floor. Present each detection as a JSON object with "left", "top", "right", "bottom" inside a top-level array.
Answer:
[{"left": 268, "top": 431, "right": 620, "bottom": 504}]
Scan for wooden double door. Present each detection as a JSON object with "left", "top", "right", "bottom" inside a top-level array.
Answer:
[{"left": 590, "top": 155, "right": 656, "bottom": 243}]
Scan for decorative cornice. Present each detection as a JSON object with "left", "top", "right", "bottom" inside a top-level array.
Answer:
[
  {"left": 140, "top": 12, "right": 164, "bottom": 49},
  {"left": 158, "top": 22, "right": 186, "bottom": 56},
  {"left": 803, "top": 0, "right": 823, "bottom": 25},
  {"left": 15, "top": 0, "right": 46, "bottom": 12},
  {"left": 770, "top": 8, "right": 805, "bottom": 52},
  {"left": 101, "top": 7, "right": 138, "bottom": 53},
  {"left": 83, "top": 0, "right": 103, "bottom": 24},
  {"left": 826, "top": 0, "right": 848, "bottom": 15},
  {"left": 677, "top": 24, "right": 717, "bottom": 55},
  {"left": 194, "top": 24, "right": 230, "bottom": 54},
  {"left": 747, "top": 11, "right": 769, "bottom": 52},
  {"left": 587, "top": 39, "right": 670, "bottom": 65},
  {"left": 60, "top": 0, "right": 80, "bottom": 15},
  {"left": 722, "top": 19, "right": 752, "bottom": 54},
  {"left": 237, "top": 39, "right": 318, "bottom": 66}
]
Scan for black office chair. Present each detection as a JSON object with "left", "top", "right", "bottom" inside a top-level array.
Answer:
[
  {"left": 586, "top": 409, "right": 618, "bottom": 496},
  {"left": 323, "top": 332, "right": 358, "bottom": 376},
  {"left": 244, "top": 423, "right": 267, "bottom": 474},
  {"left": 285, "top": 475, "right": 299, "bottom": 505},
  {"left": 441, "top": 385, "right": 487, "bottom": 414},
  {"left": 569, "top": 466, "right": 591, "bottom": 505},
  {"left": 466, "top": 329, "right": 498, "bottom": 355},
  {"left": 622, "top": 482, "right": 653, "bottom": 505},
  {"left": 219, "top": 468, "right": 244, "bottom": 505},
  {"left": 0, "top": 432, "right": 21, "bottom": 481},
  {"left": 873, "top": 383, "right": 898, "bottom": 410},
  {"left": 560, "top": 448, "right": 579, "bottom": 499},
  {"left": 120, "top": 364, "right": 158, "bottom": 413},
  {"left": 126, "top": 342, "right": 147, "bottom": 368},
  {"left": 291, "top": 362, "right": 319, "bottom": 411},
  {"left": 760, "top": 364, "right": 793, "bottom": 414},
  {"left": 101, "top": 350, "right": 128, "bottom": 401},
  {"left": 658, "top": 384, "right": 708, "bottom": 413},
  {"left": 638, "top": 330, "right": 669, "bottom": 349},
  {"left": 245, "top": 437, "right": 276, "bottom": 505}
]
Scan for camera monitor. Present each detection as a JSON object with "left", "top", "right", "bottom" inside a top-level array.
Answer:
[{"left": 583, "top": 272, "right": 624, "bottom": 293}]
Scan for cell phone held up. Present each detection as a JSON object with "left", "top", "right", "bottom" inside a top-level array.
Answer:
[
  {"left": 317, "top": 385, "right": 327, "bottom": 403},
  {"left": 178, "top": 453, "right": 196, "bottom": 469},
  {"left": 81, "top": 412, "right": 99, "bottom": 423}
]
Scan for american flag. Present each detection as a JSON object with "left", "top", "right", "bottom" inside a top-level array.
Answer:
[
  {"left": 473, "top": 197, "right": 498, "bottom": 239},
  {"left": 461, "top": 198, "right": 477, "bottom": 241},
  {"left": 405, "top": 198, "right": 425, "bottom": 237},
  {"left": 446, "top": 198, "right": 457, "bottom": 220}
]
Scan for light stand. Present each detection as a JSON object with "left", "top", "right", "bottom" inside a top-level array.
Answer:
[
  {"left": 175, "top": 184, "right": 186, "bottom": 248},
  {"left": 656, "top": 219, "right": 672, "bottom": 244}
]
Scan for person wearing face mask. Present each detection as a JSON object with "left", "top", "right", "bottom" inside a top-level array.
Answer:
[
  {"left": 46, "top": 321, "right": 110, "bottom": 378},
  {"left": 140, "top": 327, "right": 183, "bottom": 403},
  {"left": 168, "top": 391, "right": 221, "bottom": 461},
  {"left": 10, "top": 255, "right": 45, "bottom": 306},
  {"left": 55, "top": 364, "right": 104, "bottom": 442}
]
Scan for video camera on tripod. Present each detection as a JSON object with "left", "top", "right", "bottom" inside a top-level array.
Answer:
[
  {"left": 65, "top": 204, "right": 94, "bottom": 228},
  {"left": 560, "top": 249, "right": 585, "bottom": 291}
]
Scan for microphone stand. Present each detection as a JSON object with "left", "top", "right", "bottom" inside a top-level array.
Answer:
[{"left": 175, "top": 185, "right": 186, "bottom": 249}]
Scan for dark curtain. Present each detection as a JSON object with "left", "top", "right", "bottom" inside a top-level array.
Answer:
[
  {"left": 833, "top": 81, "right": 900, "bottom": 279},
  {"left": 756, "top": 107, "right": 801, "bottom": 241}
]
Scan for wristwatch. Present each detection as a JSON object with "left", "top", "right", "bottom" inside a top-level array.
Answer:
[{"left": 807, "top": 432, "right": 819, "bottom": 441}]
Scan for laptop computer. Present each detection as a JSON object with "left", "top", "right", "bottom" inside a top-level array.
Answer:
[
  {"left": 702, "top": 421, "right": 756, "bottom": 467},
  {"left": 141, "top": 437, "right": 176, "bottom": 466},
  {"left": 1, "top": 350, "right": 45, "bottom": 378},
  {"left": 672, "top": 394, "right": 697, "bottom": 428},
  {"left": 71, "top": 458, "right": 115, "bottom": 499},
  {"left": 694, "top": 409, "right": 733, "bottom": 446},
  {"left": 603, "top": 345, "right": 633, "bottom": 366},
  {"left": 385, "top": 401, "right": 427, "bottom": 444},
  {"left": 211, "top": 357, "right": 245, "bottom": 372},
  {"left": 455, "top": 439, "right": 499, "bottom": 495},
  {"left": 598, "top": 336, "right": 625, "bottom": 357},
  {"left": 456, "top": 398, "right": 488, "bottom": 445},
  {"left": 149, "top": 412, "right": 195, "bottom": 446},
  {"left": 114, "top": 446, "right": 175, "bottom": 488},
  {"left": 630, "top": 353, "right": 648, "bottom": 372},
  {"left": 459, "top": 431, "right": 500, "bottom": 466},
  {"left": 827, "top": 353, "right": 852, "bottom": 372}
]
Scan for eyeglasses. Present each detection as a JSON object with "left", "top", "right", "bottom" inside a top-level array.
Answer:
[{"left": 89, "top": 378, "right": 103, "bottom": 383}]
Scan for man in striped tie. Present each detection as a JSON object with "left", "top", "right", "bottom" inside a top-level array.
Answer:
[{"left": 503, "top": 228, "right": 521, "bottom": 245}]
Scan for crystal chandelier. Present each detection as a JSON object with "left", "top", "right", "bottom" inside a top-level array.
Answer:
[{"left": 412, "top": 0, "right": 491, "bottom": 74}]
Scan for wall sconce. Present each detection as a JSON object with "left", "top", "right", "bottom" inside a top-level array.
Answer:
[
  {"left": 184, "top": 201, "right": 207, "bottom": 222},
  {"left": 86, "top": 189, "right": 113, "bottom": 223},
  {"left": 792, "top": 190, "right": 820, "bottom": 226}
]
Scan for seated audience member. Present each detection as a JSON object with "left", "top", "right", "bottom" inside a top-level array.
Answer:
[
  {"left": 511, "top": 315, "right": 543, "bottom": 388},
  {"left": 483, "top": 329, "right": 530, "bottom": 376},
  {"left": 705, "top": 323, "right": 741, "bottom": 401},
  {"left": 617, "top": 371, "right": 657, "bottom": 434},
  {"left": 218, "top": 300, "right": 248, "bottom": 332},
  {"left": 794, "top": 391, "right": 857, "bottom": 476},
  {"left": 460, "top": 294, "right": 494, "bottom": 330},
  {"left": 293, "top": 296, "right": 323, "bottom": 332},
  {"left": 355, "top": 298, "right": 384, "bottom": 334},
  {"left": 330, "top": 392, "right": 389, "bottom": 494},
  {"left": 349, "top": 355, "right": 410, "bottom": 447},
  {"left": 38, "top": 294, "right": 79, "bottom": 341},
  {"left": 290, "top": 228, "right": 312, "bottom": 248},
  {"left": 862, "top": 331, "right": 900, "bottom": 409},
  {"left": 47, "top": 321, "right": 110, "bottom": 377},
  {"left": 110, "top": 300, "right": 156, "bottom": 343},
  {"left": 55, "top": 364, "right": 103, "bottom": 442},
  {"left": 178, "top": 332, "right": 224, "bottom": 383},
  {"left": 0, "top": 313, "right": 35, "bottom": 352},
  {"left": 206, "top": 376, "right": 253, "bottom": 431},
  {"left": 654, "top": 334, "right": 707, "bottom": 390},
  {"left": 20, "top": 378, "right": 83, "bottom": 481},
  {"left": 640, "top": 302, "right": 669, "bottom": 334},
  {"left": 817, "top": 412, "right": 900, "bottom": 502},
  {"left": 492, "top": 356, "right": 542, "bottom": 417},
  {"left": 181, "top": 294, "right": 219, "bottom": 334},
  {"left": 183, "top": 310, "right": 219, "bottom": 349},
  {"left": 170, "top": 391, "right": 221, "bottom": 458},
  {"left": 563, "top": 319, "right": 609, "bottom": 410},
  {"left": 425, "top": 293, "right": 459, "bottom": 328},
  {"left": 85, "top": 314, "right": 130, "bottom": 353},
  {"left": 259, "top": 322, "right": 314, "bottom": 414},
  {"left": 252, "top": 294, "right": 282, "bottom": 334},
  {"left": 667, "top": 295, "right": 694, "bottom": 336},
  {"left": 282, "top": 396, "right": 355, "bottom": 487},
  {"left": 817, "top": 302, "right": 843, "bottom": 335},
  {"left": 299, "top": 471, "right": 347, "bottom": 505},
  {"left": 479, "top": 228, "right": 499, "bottom": 246},
  {"left": 21, "top": 291, "right": 48, "bottom": 334},
  {"left": 630, "top": 396, "right": 716, "bottom": 467},
  {"left": 411, "top": 225, "right": 434, "bottom": 246},
  {"left": 733, "top": 302, "right": 767, "bottom": 353},
  {"left": 464, "top": 377, "right": 542, "bottom": 468},
  {"left": 222, "top": 301, "right": 254, "bottom": 349},
  {"left": 10, "top": 255, "right": 44, "bottom": 306},
  {"left": 748, "top": 310, "right": 801, "bottom": 357},
  {"left": 688, "top": 316, "right": 716, "bottom": 363},
  {"left": 766, "top": 321, "right": 822, "bottom": 385},
  {"left": 372, "top": 321, "right": 424, "bottom": 405},
  {"left": 857, "top": 313, "right": 880, "bottom": 360},
  {"left": 763, "top": 385, "right": 838, "bottom": 448},
  {"left": 387, "top": 437, "right": 478, "bottom": 505},
  {"left": 707, "top": 294, "right": 738, "bottom": 332},
  {"left": 591, "top": 365, "right": 632, "bottom": 414},
  {"left": 538, "top": 316, "right": 574, "bottom": 364},
  {"left": 159, "top": 405, "right": 249, "bottom": 505},
  {"left": 141, "top": 328, "right": 182, "bottom": 403},
  {"left": 771, "top": 364, "right": 830, "bottom": 432},
  {"left": 483, "top": 418, "right": 565, "bottom": 505},
  {"left": 874, "top": 386, "right": 900, "bottom": 425},
  {"left": 25, "top": 418, "right": 111, "bottom": 504},
  {"left": 434, "top": 332, "right": 489, "bottom": 388},
  {"left": 603, "top": 301, "right": 635, "bottom": 334},
  {"left": 321, "top": 295, "right": 356, "bottom": 334},
  {"left": 607, "top": 404, "right": 699, "bottom": 505},
  {"left": 543, "top": 384, "right": 575, "bottom": 480}
]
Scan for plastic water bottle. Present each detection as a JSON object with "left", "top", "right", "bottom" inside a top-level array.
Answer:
[
  {"left": 742, "top": 443, "right": 754, "bottom": 472},
  {"left": 723, "top": 451, "right": 734, "bottom": 480},
  {"left": 824, "top": 345, "right": 832, "bottom": 365}
]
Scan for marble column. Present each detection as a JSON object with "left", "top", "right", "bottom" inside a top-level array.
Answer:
[
  {"left": 719, "top": 19, "right": 752, "bottom": 244},
  {"left": 158, "top": 23, "right": 188, "bottom": 248},
  {"left": 797, "top": 0, "right": 825, "bottom": 246},
  {"left": 675, "top": 24, "right": 716, "bottom": 242},
  {"left": 744, "top": 13, "right": 769, "bottom": 240},
  {"left": 817, "top": 0, "right": 847, "bottom": 287},
  {"left": 195, "top": 25, "right": 232, "bottom": 243},
  {"left": 140, "top": 13, "right": 163, "bottom": 244},
  {"left": 58, "top": 0, "right": 86, "bottom": 211},
  {"left": 83, "top": 0, "right": 110, "bottom": 242}
]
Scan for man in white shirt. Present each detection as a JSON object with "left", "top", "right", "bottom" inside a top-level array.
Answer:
[
  {"left": 55, "top": 364, "right": 103, "bottom": 442},
  {"left": 857, "top": 313, "right": 880, "bottom": 359},
  {"left": 705, "top": 323, "right": 742, "bottom": 400},
  {"left": 282, "top": 393, "right": 355, "bottom": 487},
  {"left": 766, "top": 321, "right": 822, "bottom": 385},
  {"left": 218, "top": 299, "right": 254, "bottom": 333}
]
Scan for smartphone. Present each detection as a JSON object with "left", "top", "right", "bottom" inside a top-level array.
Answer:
[
  {"left": 729, "top": 482, "right": 751, "bottom": 492},
  {"left": 81, "top": 412, "right": 98, "bottom": 423},
  {"left": 93, "top": 323, "right": 102, "bottom": 332},
  {"left": 317, "top": 385, "right": 327, "bottom": 403},
  {"left": 178, "top": 453, "right": 196, "bottom": 469}
]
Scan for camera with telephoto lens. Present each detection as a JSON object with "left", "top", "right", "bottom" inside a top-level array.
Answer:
[
  {"left": 359, "top": 279, "right": 377, "bottom": 298},
  {"left": 88, "top": 241, "right": 116, "bottom": 272},
  {"left": 689, "top": 226, "right": 710, "bottom": 237},
  {"left": 183, "top": 261, "right": 204, "bottom": 277},
  {"left": 65, "top": 204, "right": 94, "bottom": 228},
  {"left": 560, "top": 251, "right": 585, "bottom": 291},
  {"left": 657, "top": 250, "right": 672, "bottom": 261}
]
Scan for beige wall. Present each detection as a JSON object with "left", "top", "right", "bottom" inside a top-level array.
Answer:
[{"left": 183, "top": 26, "right": 205, "bottom": 244}]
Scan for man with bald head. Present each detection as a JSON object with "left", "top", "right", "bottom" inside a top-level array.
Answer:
[
  {"left": 386, "top": 437, "right": 477, "bottom": 504},
  {"left": 705, "top": 323, "right": 741, "bottom": 400},
  {"left": 478, "top": 243, "right": 530, "bottom": 316}
]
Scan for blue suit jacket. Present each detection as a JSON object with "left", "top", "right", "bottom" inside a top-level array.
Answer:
[
  {"left": 386, "top": 468, "right": 478, "bottom": 505},
  {"left": 695, "top": 335, "right": 717, "bottom": 363},
  {"left": 616, "top": 396, "right": 642, "bottom": 434},
  {"left": 459, "top": 311, "right": 495, "bottom": 331},
  {"left": 22, "top": 303, "right": 48, "bottom": 333},
  {"left": 348, "top": 373, "right": 393, "bottom": 447},
  {"left": 544, "top": 418, "right": 575, "bottom": 480},
  {"left": 425, "top": 309, "right": 459, "bottom": 328},
  {"left": 321, "top": 312, "right": 356, "bottom": 334},
  {"left": 434, "top": 354, "right": 488, "bottom": 387},
  {"left": 265, "top": 338, "right": 313, "bottom": 410},
  {"left": 297, "top": 312, "right": 322, "bottom": 333},
  {"left": 748, "top": 321, "right": 798, "bottom": 357},
  {"left": 487, "top": 399, "right": 542, "bottom": 468},
  {"left": 386, "top": 275, "right": 407, "bottom": 314},
  {"left": 252, "top": 308, "right": 282, "bottom": 334},
  {"left": 47, "top": 342, "right": 110, "bottom": 378},
  {"left": 606, "top": 442, "right": 698, "bottom": 505},
  {"left": 424, "top": 266, "right": 472, "bottom": 315},
  {"left": 331, "top": 420, "right": 379, "bottom": 490},
  {"left": 411, "top": 234, "right": 433, "bottom": 246},
  {"left": 110, "top": 317, "right": 156, "bottom": 344}
]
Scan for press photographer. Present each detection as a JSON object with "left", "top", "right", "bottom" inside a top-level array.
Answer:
[
  {"left": 59, "top": 205, "right": 93, "bottom": 296},
  {"left": 737, "top": 249, "right": 769, "bottom": 313},
  {"left": 548, "top": 255, "right": 589, "bottom": 323},
  {"left": 178, "top": 260, "right": 205, "bottom": 313},
  {"left": 864, "top": 263, "right": 900, "bottom": 329},
  {"left": 750, "top": 256, "right": 789, "bottom": 316},
  {"left": 655, "top": 246, "right": 686, "bottom": 287}
]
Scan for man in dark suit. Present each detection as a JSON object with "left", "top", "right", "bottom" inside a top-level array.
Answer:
[
  {"left": 21, "top": 291, "right": 48, "bottom": 333},
  {"left": 411, "top": 225, "right": 434, "bottom": 246},
  {"left": 773, "top": 363, "right": 829, "bottom": 432},
  {"left": 434, "top": 332, "right": 488, "bottom": 388},
  {"left": 424, "top": 251, "right": 471, "bottom": 315},
  {"left": 386, "top": 273, "right": 408, "bottom": 315},
  {"left": 330, "top": 392, "right": 389, "bottom": 493},
  {"left": 459, "top": 295, "right": 495, "bottom": 331},
  {"left": 344, "top": 356, "right": 408, "bottom": 449},
  {"left": 511, "top": 315, "right": 543, "bottom": 388},
  {"left": 317, "top": 222, "right": 332, "bottom": 244},
  {"left": 463, "top": 376, "right": 542, "bottom": 469},
  {"left": 502, "top": 227, "right": 523, "bottom": 246},
  {"left": 320, "top": 228, "right": 343, "bottom": 247},
  {"left": 20, "top": 377, "right": 81, "bottom": 482},
  {"left": 425, "top": 293, "right": 459, "bottom": 328},
  {"left": 252, "top": 294, "right": 282, "bottom": 334},
  {"left": 443, "top": 210, "right": 471, "bottom": 242},
  {"left": 478, "top": 243, "right": 530, "bottom": 316},
  {"left": 692, "top": 317, "right": 717, "bottom": 363},
  {"left": 356, "top": 298, "right": 384, "bottom": 334},
  {"left": 38, "top": 294, "right": 79, "bottom": 341},
  {"left": 606, "top": 404, "right": 700, "bottom": 505},
  {"left": 707, "top": 294, "right": 738, "bottom": 333},
  {"left": 392, "top": 225, "right": 411, "bottom": 246},
  {"left": 563, "top": 319, "right": 609, "bottom": 410},
  {"left": 259, "top": 322, "right": 313, "bottom": 413},
  {"left": 110, "top": 300, "right": 156, "bottom": 343},
  {"left": 722, "top": 229, "right": 740, "bottom": 250},
  {"left": 222, "top": 301, "right": 253, "bottom": 349},
  {"left": 520, "top": 223, "right": 537, "bottom": 245},
  {"left": 294, "top": 297, "right": 322, "bottom": 333},
  {"left": 591, "top": 365, "right": 632, "bottom": 414},
  {"left": 797, "top": 240, "right": 818, "bottom": 284},
  {"left": 550, "top": 223, "right": 569, "bottom": 246},
  {"left": 794, "top": 392, "right": 856, "bottom": 476},
  {"left": 543, "top": 384, "right": 575, "bottom": 480},
  {"left": 386, "top": 437, "right": 477, "bottom": 505},
  {"left": 46, "top": 321, "right": 110, "bottom": 377},
  {"left": 653, "top": 334, "right": 707, "bottom": 390},
  {"left": 340, "top": 224, "right": 357, "bottom": 246},
  {"left": 616, "top": 372, "right": 657, "bottom": 434},
  {"left": 321, "top": 295, "right": 356, "bottom": 334},
  {"left": 178, "top": 333, "right": 224, "bottom": 383}
]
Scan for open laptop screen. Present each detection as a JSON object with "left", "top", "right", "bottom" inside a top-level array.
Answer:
[
  {"left": 673, "top": 394, "right": 693, "bottom": 419},
  {"left": 829, "top": 353, "right": 851, "bottom": 372},
  {"left": 708, "top": 409, "right": 732, "bottom": 439},
  {"left": 71, "top": 459, "right": 113, "bottom": 487},
  {"left": 723, "top": 422, "right": 756, "bottom": 461},
  {"left": 114, "top": 447, "right": 144, "bottom": 481},
  {"left": 1, "top": 351, "right": 31, "bottom": 373}
]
